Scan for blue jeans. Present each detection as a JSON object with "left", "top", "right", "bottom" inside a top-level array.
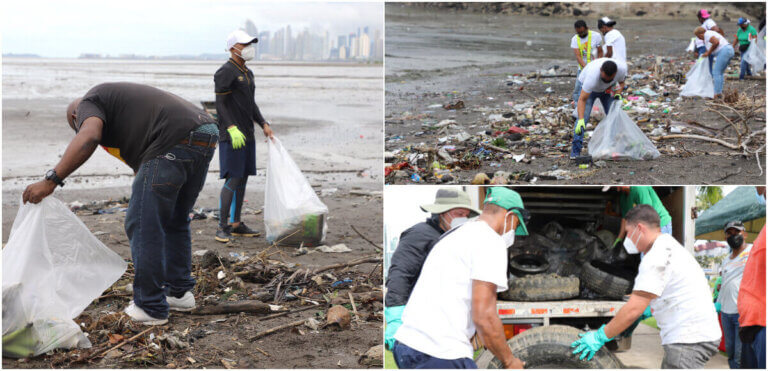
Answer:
[
  {"left": 713, "top": 45, "right": 735, "bottom": 95},
  {"left": 740, "top": 327, "right": 766, "bottom": 369},
  {"left": 722, "top": 312, "right": 742, "bottom": 368},
  {"left": 126, "top": 131, "right": 217, "bottom": 319},
  {"left": 572, "top": 70, "right": 583, "bottom": 108},
  {"left": 571, "top": 92, "right": 613, "bottom": 157},
  {"left": 393, "top": 341, "right": 477, "bottom": 369},
  {"left": 698, "top": 46, "right": 714, "bottom": 75},
  {"left": 661, "top": 222, "right": 672, "bottom": 235},
  {"left": 739, "top": 53, "right": 753, "bottom": 79}
]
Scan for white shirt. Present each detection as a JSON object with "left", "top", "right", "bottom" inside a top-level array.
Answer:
[
  {"left": 603, "top": 29, "right": 627, "bottom": 63},
  {"left": 395, "top": 220, "right": 508, "bottom": 360},
  {"left": 578, "top": 58, "right": 627, "bottom": 93},
  {"left": 633, "top": 234, "right": 721, "bottom": 345},
  {"left": 696, "top": 19, "right": 718, "bottom": 48},
  {"left": 571, "top": 31, "right": 604, "bottom": 70},
  {"left": 703, "top": 30, "right": 728, "bottom": 54},
  {"left": 718, "top": 244, "right": 752, "bottom": 314}
]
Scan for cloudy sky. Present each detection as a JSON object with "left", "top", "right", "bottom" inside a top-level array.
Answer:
[{"left": 2, "top": 0, "right": 383, "bottom": 57}]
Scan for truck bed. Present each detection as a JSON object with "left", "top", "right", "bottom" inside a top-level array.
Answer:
[{"left": 497, "top": 299, "right": 628, "bottom": 325}]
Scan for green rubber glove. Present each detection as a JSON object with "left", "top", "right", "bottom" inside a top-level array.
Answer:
[
  {"left": 614, "top": 93, "right": 622, "bottom": 100},
  {"left": 227, "top": 126, "right": 246, "bottom": 150},
  {"left": 575, "top": 119, "right": 586, "bottom": 135},
  {"left": 613, "top": 238, "right": 623, "bottom": 248},
  {"left": 639, "top": 305, "right": 653, "bottom": 321},
  {"left": 385, "top": 305, "right": 405, "bottom": 350},
  {"left": 571, "top": 324, "right": 613, "bottom": 361},
  {"left": 715, "top": 302, "right": 721, "bottom": 313}
]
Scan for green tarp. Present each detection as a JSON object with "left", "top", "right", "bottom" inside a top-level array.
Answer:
[{"left": 695, "top": 186, "right": 766, "bottom": 235}]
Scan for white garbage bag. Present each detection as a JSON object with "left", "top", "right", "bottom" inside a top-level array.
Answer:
[
  {"left": 264, "top": 137, "right": 328, "bottom": 246},
  {"left": 680, "top": 58, "right": 715, "bottom": 98},
  {"left": 2, "top": 197, "right": 127, "bottom": 357},
  {"left": 742, "top": 39, "right": 766, "bottom": 73},
  {"left": 589, "top": 101, "right": 661, "bottom": 161},
  {"left": 686, "top": 37, "right": 697, "bottom": 53}
]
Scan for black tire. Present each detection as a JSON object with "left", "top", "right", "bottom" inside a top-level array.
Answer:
[
  {"left": 475, "top": 325, "right": 623, "bottom": 369},
  {"left": 580, "top": 260, "right": 633, "bottom": 299},
  {"left": 499, "top": 274, "right": 580, "bottom": 301},
  {"left": 509, "top": 254, "right": 550, "bottom": 277},
  {"left": 561, "top": 229, "right": 598, "bottom": 264}
]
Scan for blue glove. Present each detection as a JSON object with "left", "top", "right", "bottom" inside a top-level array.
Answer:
[
  {"left": 385, "top": 306, "right": 405, "bottom": 350},
  {"left": 715, "top": 302, "right": 721, "bottom": 313},
  {"left": 639, "top": 305, "right": 653, "bottom": 321},
  {"left": 571, "top": 324, "right": 614, "bottom": 361}
]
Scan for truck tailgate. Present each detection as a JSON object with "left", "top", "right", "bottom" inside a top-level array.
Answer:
[{"left": 497, "top": 299, "right": 627, "bottom": 323}]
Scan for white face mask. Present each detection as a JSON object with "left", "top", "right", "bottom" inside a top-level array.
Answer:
[
  {"left": 623, "top": 227, "right": 642, "bottom": 255},
  {"left": 450, "top": 217, "right": 468, "bottom": 229},
  {"left": 237, "top": 45, "right": 256, "bottom": 61},
  {"left": 501, "top": 211, "right": 516, "bottom": 247}
]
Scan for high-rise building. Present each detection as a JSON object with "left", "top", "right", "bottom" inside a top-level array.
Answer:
[
  {"left": 359, "top": 32, "right": 371, "bottom": 59},
  {"left": 339, "top": 45, "right": 347, "bottom": 60},
  {"left": 258, "top": 31, "right": 270, "bottom": 59},
  {"left": 337, "top": 35, "right": 347, "bottom": 52}
]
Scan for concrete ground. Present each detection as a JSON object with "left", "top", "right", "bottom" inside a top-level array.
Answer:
[{"left": 615, "top": 324, "right": 728, "bottom": 369}]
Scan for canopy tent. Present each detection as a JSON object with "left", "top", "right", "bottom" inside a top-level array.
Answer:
[{"left": 695, "top": 186, "right": 766, "bottom": 242}]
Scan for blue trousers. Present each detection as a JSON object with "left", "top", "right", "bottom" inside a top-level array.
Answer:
[
  {"left": 740, "top": 52, "right": 753, "bottom": 80},
  {"left": 722, "top": 312, "right": 743, "bottom": 369},
  {"left": 712, "top": 45, "right": 735, "bottom": 95},
  {"left": 126, "top": 132, "right": 217, "bottom": 319},
  {"left": 571, "top": 92, "right": 614, "bottom": 157},
  {"left": 698, "top": 46, "right": 714, "bottom": 75},
  {"left": 740, "top": 327, "right": 766, "bottom": 369},
  {"left": 393, "top": 341, "right": 477, "bottom": 369}
]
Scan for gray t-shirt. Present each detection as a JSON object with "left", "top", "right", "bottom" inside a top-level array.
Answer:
[{"left": 717, "top": 245, "right": 752, "bottom": 314}]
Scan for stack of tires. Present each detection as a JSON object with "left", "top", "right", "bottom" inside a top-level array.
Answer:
[{"left": 501, "top": 222, "right": 638, "bottom": 301}]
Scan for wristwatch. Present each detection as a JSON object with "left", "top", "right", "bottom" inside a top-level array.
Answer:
[{"left": 45, "top": 169, "right": 65, "bottom": 187}]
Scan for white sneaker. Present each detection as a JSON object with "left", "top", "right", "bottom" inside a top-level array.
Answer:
[
  {"left": 125, "top": 301, "right": 168, "bottom": 325},
  {"left": 166, "top": 291, "right": 196, "bottom": 312}
]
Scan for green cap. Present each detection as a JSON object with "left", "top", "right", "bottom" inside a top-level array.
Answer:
[
  {"left": 420, "top": 188, "right": 481, "bottom": 217},
  {"left": 484, "top": 187, "right": 529, "bottom": 236}
]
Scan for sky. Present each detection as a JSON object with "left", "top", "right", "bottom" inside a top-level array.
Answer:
[{"left": 2, "top": 0, "right": 383, "bottom": 58}]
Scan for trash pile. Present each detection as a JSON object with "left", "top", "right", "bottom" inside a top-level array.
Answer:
[
  {"left": 33, "top": 248, "right": 382, "bottom": 367},
  {"left": 385, "top": 52, "right": 765, "bottom": 184}
]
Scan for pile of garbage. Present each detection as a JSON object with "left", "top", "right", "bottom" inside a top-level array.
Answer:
[{"left": 385, "top": 52, "right": 765, "bottom": 184}]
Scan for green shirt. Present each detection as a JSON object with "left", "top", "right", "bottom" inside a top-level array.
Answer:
[
  {"left": 737, "top": 25, "right": 758, "bottom": 46},
  {"left": 620, "top": 186, "right": 672, "bottom": 227}
]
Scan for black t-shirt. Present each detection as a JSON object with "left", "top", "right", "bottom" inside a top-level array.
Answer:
[
  {"left": 76, "top": 82, "right": 213, "bottom": 172},
  {"left": 214, "top": 59, "right": 267, "bottom": 142}
]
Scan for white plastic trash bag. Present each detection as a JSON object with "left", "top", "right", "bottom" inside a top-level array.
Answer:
[
  {"left": 742, "top": 39, "right": 766, "bottom": 73},
  {"left": 680, "top": 58, "right": 715, "bottom": 98},
  {"left": 2, "top": 197, "right": 127, "bottom": 357},
  {"left": 264, "top": 137, "right": 329, "bottom": 246},
  {"left": 589, "top": 101, "right": 661, "bottom": 161},
  {"left": 685, "top": 37, "right": 697, "bottom": 53}
]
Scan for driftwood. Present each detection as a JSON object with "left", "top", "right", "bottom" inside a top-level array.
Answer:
[
  {"left": 330, "top": 291, "right": 383, "bottom": 306},
  {"left": 93, "top": 326, "right": 156, "bottom": 360},
  {"left": 258, "top": 304, "right": 320, "bottom": 321},
  {"left": 309, "top": 256, "right": 382, "bottom": 275},
  {"left": 481, "top": 143, "right": 513, "bottom": 154},
  {"left": 191, "top": 300, "right": 271, "bottom": 315},
  {"left": 658, "top": 134, "right": 740, "bottom": 150},
  {"left": 350, "top": 224, "right": 382, "bottom": 251},
  {"left": 249, "top": 318, "right": 311, "bottom": 341}
]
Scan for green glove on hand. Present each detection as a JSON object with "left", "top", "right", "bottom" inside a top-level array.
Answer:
[
  {"left": 613, "top": 238, "right": 623, "bottom": 248},
  {"left": 715, "top": 302, "right": 721, "bottom": 313},
  {"left": 227, "top": 126, "right": 247, "bottom": 150},
  {"left": 614, "top": 93, "right": 622, "bottom": 100},
  {"left": 575, "top": 119, "right": 586, "bottom": 135},
  {"left": 640, "top": 305, "right": 653, "bottom": 321},
  {"left": 384, "top": 305, "right": 406, "bottom": 350},
  {"left": 571, "top": 324, "right": 613, "bottom": 361}
]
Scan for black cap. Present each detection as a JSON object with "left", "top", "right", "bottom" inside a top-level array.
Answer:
[
  {"left": 724, "top": 220, "right": 746, "bottom": 232},
  {"left": 598, "top": 16, "right": 616, "bottom": 28}
]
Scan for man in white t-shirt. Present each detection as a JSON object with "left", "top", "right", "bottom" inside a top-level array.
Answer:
[
  {"left": 570, "top": 58, "right": 626, "bottom": 159},
  {"left": 695, "top": 9, "right": 724, "bottom": 73},
  {"left": 718, "top": 220, "right": 753, "bottom": 369},
  {"left": 598, "top": 17, "right": 626, "bottom": 65},
  {"left": 393, "top": 187, "right": 529, "bottom": 369},
  {"left": 571, "top": 20, "right": 604, "bottom": 107},
  {"left": 571, "top": 205, "right": 721, "bottom": 368}
]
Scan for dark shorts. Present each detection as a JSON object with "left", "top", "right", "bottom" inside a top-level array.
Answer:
[
  {"left": 393, "top": 341, "right": 477, "bottom": 369},
  {"left": 219, "top": 140, "right": 256, "bottom": 179}
]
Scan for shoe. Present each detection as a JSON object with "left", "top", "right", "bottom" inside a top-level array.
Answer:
[
  {"left": 125, "top": 301, "right": 168, "bottom": 325},
  {"left": 231, "top": 223, "right": 261, "bottom": 237},
  {"left": 215, "top": 225, "right": 232, "bottom": 243},
  {"left": 167, "top": 291, "right": 196, "bottom": 312}
]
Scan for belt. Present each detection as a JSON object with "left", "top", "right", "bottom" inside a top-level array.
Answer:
[{"left": 180, "top": 138, "right": 217, "bottom": 148}]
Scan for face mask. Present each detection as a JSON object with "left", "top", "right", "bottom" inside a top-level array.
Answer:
[
  {"left": 237, "top": 45, "right": 256, "bottom": 61},
  {"left": 726, "top": 234, "right": 744, "bottom": 250},
  {"left": 623, "top": 227, "right": 642, "bottom": 255},
  {"left": 501, "top": 211, "right": 516, "bottom": 247},
  {"left": 450, "top": 217, "right": 468, "bottom": 229}
]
